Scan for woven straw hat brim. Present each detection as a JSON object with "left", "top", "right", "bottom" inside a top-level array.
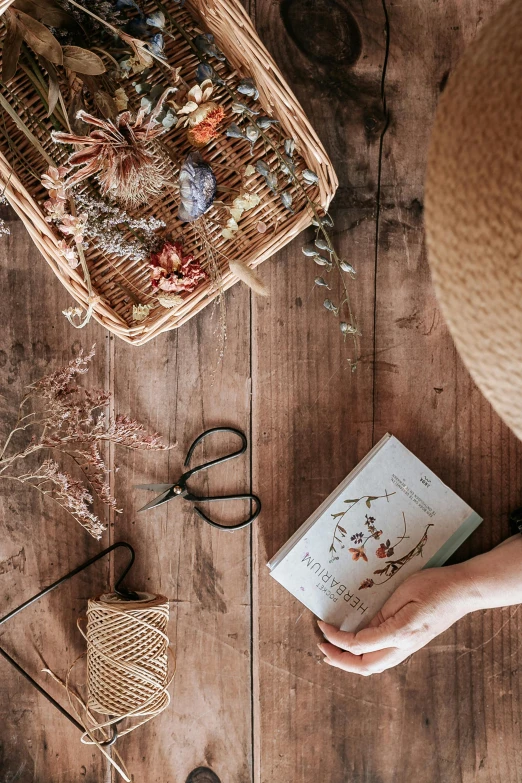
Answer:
[{"left": 425, "top": 0, "right": 522, "bottom": 440}]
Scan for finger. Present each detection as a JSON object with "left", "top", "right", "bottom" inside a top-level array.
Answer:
[
  {"left": 318, "top": 612, "right": 410, "bottom": 654},
  {"left": 319, "top": 642, "right": 403, "bottom": 675}
]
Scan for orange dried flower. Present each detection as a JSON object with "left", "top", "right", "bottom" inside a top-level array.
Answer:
[{"left": 187, "top": 105, "right": 226, "bottom": 147}]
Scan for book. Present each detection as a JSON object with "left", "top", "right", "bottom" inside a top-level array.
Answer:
[{"left": 267, "top": 434, "right": 482, "bottom": 632}]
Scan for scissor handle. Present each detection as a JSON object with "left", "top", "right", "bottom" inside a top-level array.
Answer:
[
  {"left": 186, "top": 492, "right": 262, "bottom": 531},
  {"left": 182, "top": 427, "right": 248, "bottom": 481}
]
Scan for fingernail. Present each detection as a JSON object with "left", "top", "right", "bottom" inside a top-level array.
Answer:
[
  {"left": 317, "top": 642, "right": 325, "bottom": 653},
  {"left": 323, "top": 658, "right": 332, "bottom": 665}
]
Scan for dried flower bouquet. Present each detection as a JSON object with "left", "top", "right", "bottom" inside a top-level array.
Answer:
[
  {"left": 0, "top": 0, "right": 357, "bottom": 359},
  {"left": 0, "top": 346, "right": 166, "bottom": 538}
]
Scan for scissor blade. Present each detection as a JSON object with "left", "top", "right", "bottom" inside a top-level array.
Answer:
[
  {"left": 137, "top": 489, "right": 173, "bottom": 513},
  {"left": 135, "top": 483, "right": 174, "bottom": 492}
]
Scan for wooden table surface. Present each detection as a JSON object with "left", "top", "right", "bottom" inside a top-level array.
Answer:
[{"left": 1, "top": 1, "right": 521, "bottom": 781}]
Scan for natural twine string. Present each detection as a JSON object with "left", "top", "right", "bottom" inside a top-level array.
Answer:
[{"left": 44, "top": 592, "right": 174, "bottom": 782}]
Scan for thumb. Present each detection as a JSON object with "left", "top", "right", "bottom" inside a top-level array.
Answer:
[{"left": 318, "top": 603, "right": 416, "bottom": 654}]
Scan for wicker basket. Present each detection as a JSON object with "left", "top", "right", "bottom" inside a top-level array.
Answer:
[{"left": 0, "top": 0, "right": 337, "bottom": 344}]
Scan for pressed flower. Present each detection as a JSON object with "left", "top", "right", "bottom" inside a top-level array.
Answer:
[
  {"left": 150, "top": 240, "right": 207, "bottom": 295},
  {"left": 348, "top": 546, "right": 368, "bottom": 562},
  {"left": 360, "top": 579, "right": 374, "bottom": 589}
]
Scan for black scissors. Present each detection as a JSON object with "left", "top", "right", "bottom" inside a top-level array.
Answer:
[{"left": 136, "top": 427, "right": 261, "bottom": 531}]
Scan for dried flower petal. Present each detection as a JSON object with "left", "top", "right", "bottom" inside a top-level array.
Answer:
[{"left": 132, "top": 303, "right": 151, "bottom": 322}]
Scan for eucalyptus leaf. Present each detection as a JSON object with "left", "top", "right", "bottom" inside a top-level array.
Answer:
[{"left": 94, "top": 90, "right": 116, "bottom": 119}]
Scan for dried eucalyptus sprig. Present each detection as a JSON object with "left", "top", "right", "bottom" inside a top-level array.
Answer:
[
  {"left": 0, "top": 346, "right": 167, "bottom": 539},
  {"left": 153, "top": 0, "right": 360, "bottom": 365}
]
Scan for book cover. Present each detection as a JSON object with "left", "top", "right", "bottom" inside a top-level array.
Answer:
[{"left": 268, "top": 434, "right": 482, "bottom": 632}]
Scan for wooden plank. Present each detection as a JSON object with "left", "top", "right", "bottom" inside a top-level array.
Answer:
[
  {"left": 371, "top": 2, "right": 522, "bottom": 781},
  {"left": 0, "top": 207, "right": 109, "bottom": 782},
  {"left": 252, "top": 2, "right": 522, "bottom": 783},
  {"left": 111, "top": 282, "right": 253, "bottom": 781},
  {"left": 251, "top": 1, "right": 383, "bottom": 780}
]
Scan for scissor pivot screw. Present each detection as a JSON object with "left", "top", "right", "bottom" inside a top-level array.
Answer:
[{"left": 173, "top": 485, "right": 183, "bottom": 495}]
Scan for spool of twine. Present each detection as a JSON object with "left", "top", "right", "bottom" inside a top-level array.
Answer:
[
  {"left": 85, "top": 592, "right": 170, "bottom": 724},
  {"left": 50, "top": 592, "right": 174, "bottom": 782}
]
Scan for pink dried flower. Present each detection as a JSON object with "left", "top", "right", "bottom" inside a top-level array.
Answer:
[
  {"left": 58, "top": 213, "right": 88, "bottom": 240},
  {"left": 1, "top": 346, "right": 167, "bottom": 538},
  {"left": 44, "top": 198, "right": 67, "bottom": 222},
  {"left": 57, "top": 240, "right": 80, "bottom": 269},
  {"left": 150, "top": 240, "right": 207, "bottom": 294},
  {"left": 41, "top": 166, "right": 69, "bottom": 201}
]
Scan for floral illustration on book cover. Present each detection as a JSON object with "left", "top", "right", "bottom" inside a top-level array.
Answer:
[{"left": 329, "top": 490, "right": 433, "bottom": 590}]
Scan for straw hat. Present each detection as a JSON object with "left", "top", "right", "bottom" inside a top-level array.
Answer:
[{"left": 425, "top": 0, "right": 522, "bottom": 440}]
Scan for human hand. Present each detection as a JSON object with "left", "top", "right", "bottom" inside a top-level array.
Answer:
[{"left": 317, "top": 563, "right": 478, "bottom": 675}]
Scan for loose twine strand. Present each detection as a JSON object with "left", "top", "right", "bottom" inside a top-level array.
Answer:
[{"left": 44, "top": 593, "right": 174, "bottom": 782}]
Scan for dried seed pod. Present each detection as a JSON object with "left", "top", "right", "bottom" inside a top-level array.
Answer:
[
  {"left": 324, "top": 299, "right": 337, "bottom": 313},
  {"left": 303, "top": 169, "right": 319, "bottom": 184},
  {"left": 255, "top": 160, "right": 270, "bottom": 177},
  {"left": 284, "top": 138, "right": 296, "bottom": 157},
  {"left": 315, "top": 238, "right": 331, "bottom": 252},
  {"left": 314, "top": 277, "right": 330, "bottom": 288},
  {"left": 226, "top": 122, "right": 247, "bottom": 140},
  {"left": 313, "top": 256, "right": 330, "bottom": 267},
  {"left": 257, "top": 116, "right": 279, "bottom": 129},
  {"left": 245, "top": 125, "right": 260, "bottom": 144},
  {"left": 312, "top": 214, "right": 334, "bottom": 228},
  {"left": 237, "top": 77, "right": 259, "bottom": 101},
  {"left": 340, "top": 260, "right": 356, "bottom": 276},
  {"left": 280, "top": 191, "right": 294, "bottom": 212},
  {"left": 193, "top": 33, "right": 226, "bottom": 61},
  {"left": 302, "top": 244, "right": 318, "bottom": 257},
  {"left": 340, "top": 322, "right": 357, "bottom": 334},
  {"left": 265, "top": 173, "right": 278, "bottom": 192}
]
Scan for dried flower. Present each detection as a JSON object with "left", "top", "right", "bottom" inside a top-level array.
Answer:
[
  {"left": 348, "top": 546, "right": 368, "bottom": 562},
  {"left": 150, "top": 241, "right": 207, "bottom": 295},
  {"left": 179, "top": 79, "right": 225, "bottom": 147},
  {"left": 360, "top": 579, "right": 375, "bottom": 589},
  {"left": 156, "top": 292, "right": 183, "bottom": 309},
  {"left": 73, "top": 192, "right": 164, "bottom": 262},
  {"left": 58, "top": 212, "right": 88, "bottom": 240},
  {"left": 178, "top": 151, "right": 217, "bottom": 222},
  {"left": 41, "top": 166, "right": 69, "bottom": 198},
  {"left": 57, "top": 239, "right": 80, "bottom": 268},
  {"left": 132, "top": 303, "right": 151, "bottom": 321},
  {"left": 52, "top": 99, "right": 175, "bottom": 209},
  {"left": 0, "top": 346, "right": 167, "bottom": 538}
]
